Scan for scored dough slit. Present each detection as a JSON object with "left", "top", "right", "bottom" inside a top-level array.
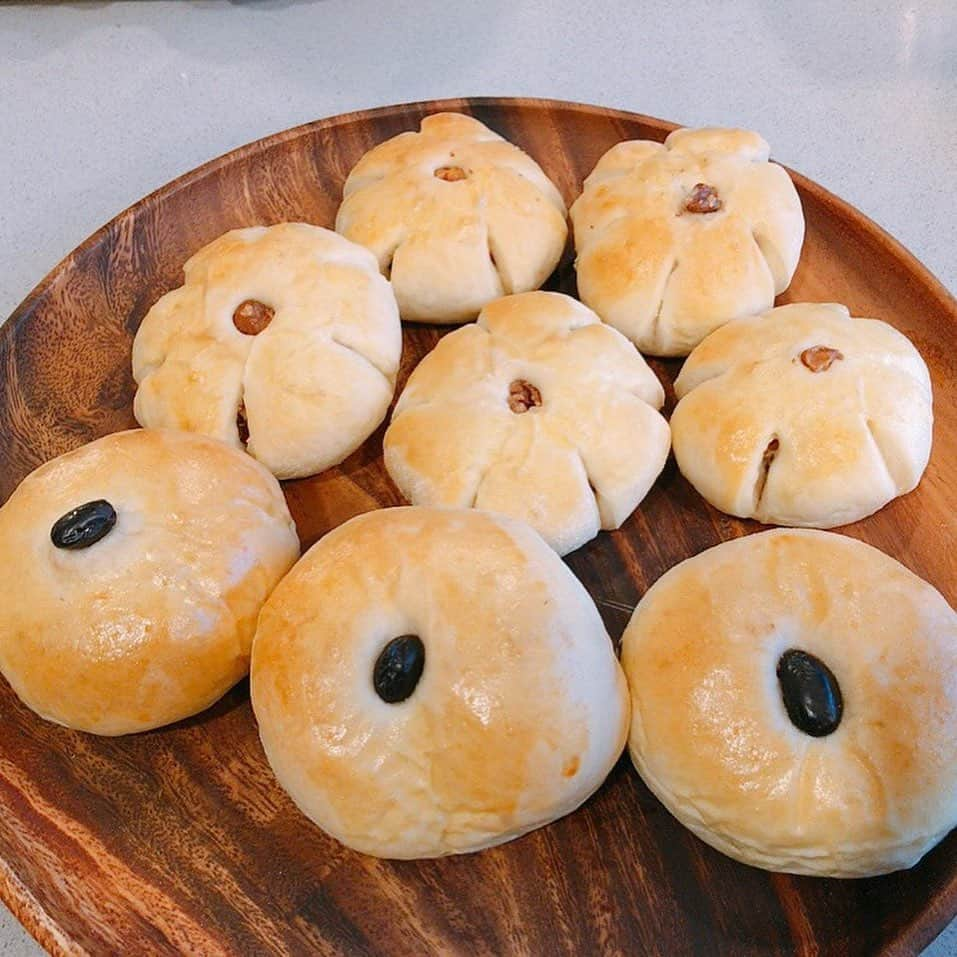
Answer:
[
  {"left": 485, "top": 233, "right": 512, "bottom": 296},
  {"left": 470, "top": 416, "right": 525, "bottom": 509},
  {"left": 236, "top": 393, "right": 249, "bottom": 446},
  {"left": 383, "top": 250, "right": 396, "bottom": 281},
  {"left": 574, "top": 447, "right": 606, "bottom": 526},
  {"left": 863, "top": 417, "right": 898, "bottom": 489},
  {"left": 750, "top": 227, "right": 780, "bottom": 290},
  {"left": 379, "top": 231, "right": 406, "bottom": 282},
  {"left": 326, "top": 332, "right": 393, "bottom": 384},
  {"left": 650, "top": 259, "right": 679, "bottom": 348},
  {"left": 236, "top": 360, "right": 251, "bottom": 446},
  {"left": 753, "top": 435, "right": 780, "bottom": 511}
]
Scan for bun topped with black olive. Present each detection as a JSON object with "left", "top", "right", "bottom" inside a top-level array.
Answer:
[
  {"left": 250, "top": 506, "right": 629, "bottom": 859},
  {"left": 0, "top": 429, "right": 299, "bottom": 735},
  {"left": 620, "top": 529, "right": 957, "bottom": 877}
]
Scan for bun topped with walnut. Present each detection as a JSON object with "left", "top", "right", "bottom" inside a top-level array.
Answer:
[
  {"left": 621, "top": 529, "right": 957, "bottom": 877},
  {"left": 671, "top": 302, "right": 932, "bottom": 528},
  {"left": 251, "top": 506, "right": 629, "bottom": 859},
  {"left": 383, "top": 291, "right": 670, "bottom": 555},
  {"left": 570, "top": 127, "right": 804, "bottom": 356},
  {"left": 335, "top": 112, "right": 568, "bottom": 323},
  {"left": 0, "top": 429, "right": 299, "bottom": 735},
  {"left": 132, "top": 223, "right": 401, "bottom": 479}
]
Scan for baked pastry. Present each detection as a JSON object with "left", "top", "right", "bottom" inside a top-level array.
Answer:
[
  {"left": 251, "top": 506, "right": 629, "bottom": 859},
  {"left": 0, "top": 429, "right": 299, "bottom": 735},
  {"left": 335, "top": 112, "right": 567, "bottom": 323},
  {"left": 570, "top": 127, "right": 804, "bottom": 356},
  {"left": 671, "top": 302, "right": 933, "bottom": 527},
  {"left": 383, "top": 291, "right": 670, "bottom": 555},
  {"left": 132, "top": 223, "right": 401, "bottom": 480},
  {"left": 621, "top": 528, "right": 957, "bottom": 877}
]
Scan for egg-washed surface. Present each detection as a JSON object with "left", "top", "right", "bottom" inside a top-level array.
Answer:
[
  {"left": 336, "top": 112, "right": 567, "bottom": 323},
  {"left": 671, "top": 302, "right": 932, "bottom": 528},
  {"left": 621, "top": 529, "right": 957, "bottom": 877},
  {"left": 132, "top": 223, "right": 401, "bottom": 480},
  {"left": 0, "top": 429, "right": 299, "bottom": 735},
  {"left": 251, "top": 506, "right": 629, "bottom": 859},
  {"left": 384, "top": 291, "right": 670, "bottom": 555},
  {"left": 571, "top": 127, "right": 804, "bottom": 356}
]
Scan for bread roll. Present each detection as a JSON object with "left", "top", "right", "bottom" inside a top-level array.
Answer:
[
  {"left": 336, "top": 113, "right": 567, "bottom": 323},
  {"left": 251, "top": 506, "right": 629, "bottom": 858},
  {"left": 384, "top": 291, "right": 669, "bottom": 555},
  {"left": 571, "top": 127, "right": 804, "bottom": 356},
  {"left": 671, "top": 302, "right": 932, "bottom": 527},
  {"left": 0, "top": 429, "right": 299, "bottom": 735},
  {"left": 133, "top": 223, "right": 401, "bottom": 479},
  {"left": 621, "top": 529, "right": 957, "bottom": 877}
]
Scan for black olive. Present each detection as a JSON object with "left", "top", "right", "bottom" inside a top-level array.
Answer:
[
  {"left": 776, "top": 649, "right": 843, "bottom": 737},
  {"left": 373, "top": 635, "right": 425, "bottom": 704},
  {"left": 50, "top": 500, "right": 117, "bottom": 550}
]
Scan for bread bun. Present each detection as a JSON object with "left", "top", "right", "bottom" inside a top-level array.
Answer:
[
  {"left": 336, "top": 113, "right": 567, "bottom": 323},
  {"left": 0, "top": 429, "right": 299, "bottom": 735},
  {"left": 384, "top": 291, "right": 669, "bottom": 555},
  {"left": 571, "top": 127, "right": 804, "bottom": 356},
  {"left": 621, "top": 528, "right": 957, "bottom": 877},
  {"left": 671, "top": 302, "right": 932, "bottom": 527},
  {"left": 251, "top": 506, "right": 629, "bottom": 858},
  {"left": 133, "top": 223, "right": 401, "bottom": 479}
]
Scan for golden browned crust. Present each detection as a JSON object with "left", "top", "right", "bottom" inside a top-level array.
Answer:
[
  {"left": 251, "top": 506, "right": 629, "bottom": 858},
  {"left": 621, "top": 529, "right": 957, "bottom": 876},
  {"left": 132, "top": 224, "right": 401, "bottom": 479},
  {"left": 570, "top": 127, "right": 804, "bottom": 356},
  {"left": 671, "top": 302, "right": 932, "bottom": 527},
  {"left": 384, "top": 292, "right": 670, "bottom": 555},
  {"left": 0, "top": 429, "right": 299, "bottom": 735},
  {"left": 335, "top": 113, "right": 567, "bottom": 323}
]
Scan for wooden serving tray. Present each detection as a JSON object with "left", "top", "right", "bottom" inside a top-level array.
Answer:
[{"left": 1, "top": 98, "right": 955, "bottom": 956}]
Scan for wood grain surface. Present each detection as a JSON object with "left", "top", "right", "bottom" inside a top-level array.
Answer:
[{"left": 1, "top": 98, "right": 955, "bottom": 956}]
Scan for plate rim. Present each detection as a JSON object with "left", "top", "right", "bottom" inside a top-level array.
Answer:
[{"left": 0, "top": 96, "right": 955, "bottom": 957}]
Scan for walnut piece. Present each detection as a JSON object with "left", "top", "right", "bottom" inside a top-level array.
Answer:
[
  {"left": 508, "top": 379, "right": 543, "bottom": 413},
  {"left": 434, "top": 165, "right": 468, "bottom": 182},
  {"left": 683, "top": 183, "right": 722, "bottom": 214},
  {"left": 233, "top": 299, "right": 274, "bottom": 335},
  {"left": 799, "top": 345, "right": 844, "bottom": 372}
]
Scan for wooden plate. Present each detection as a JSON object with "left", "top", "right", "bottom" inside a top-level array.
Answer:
[{"left": 1, "top": 97, "right": 955, "bottom": 956}]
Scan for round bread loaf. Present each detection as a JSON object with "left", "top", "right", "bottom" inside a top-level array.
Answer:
[
  {"left": 132, "top": 223, "right": 401, "bottom": 479},
  {"left": 384, "top": 291, "right": 670, "bottom": 555},
  {"left": 570, "top": 127, "right": 804, "bottom": 356},
  {"left": 621, "top": 528, "right": 957, "bottom": 877},
  {"left": 671, "top": 302, "right": 933, "bottom": 527},
  {"left": 335, "top": 112, "right": 567, "bottom": 323},
  {"left": 0, "top": 429, "right": 299, "bottom": 735},
  {"left": 251, "top": 506, "right": 629, "bottom": 859}
]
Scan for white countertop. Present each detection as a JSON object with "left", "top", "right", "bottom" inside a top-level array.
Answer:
[{"left": 0, "top": 1, "right": 955, "bottom": 954}]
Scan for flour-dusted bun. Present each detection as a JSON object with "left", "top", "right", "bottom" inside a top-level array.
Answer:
[
  {"left": 570, "top": 127, "right": 804, "bottom": 356},
  {"left": 335, "top": 112, "right": 567, "bottom": 323},
  {"left": 0, "top": 429, "right": 299, "bottom": 735},
  {"left": 383, "top": 292, "right": 670, "bottom": 555},
  {"left": 621, "top": 529, "right": 957, "bottom": 877},
  {"left": 132, "top": 223, "right": 401, "bottom": 480},
  {"left": 251, "top": 506, "right": 629, "bottom": 859},
  {"left": 671, "top": 302, "right": 933, "bottom": 528}
]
